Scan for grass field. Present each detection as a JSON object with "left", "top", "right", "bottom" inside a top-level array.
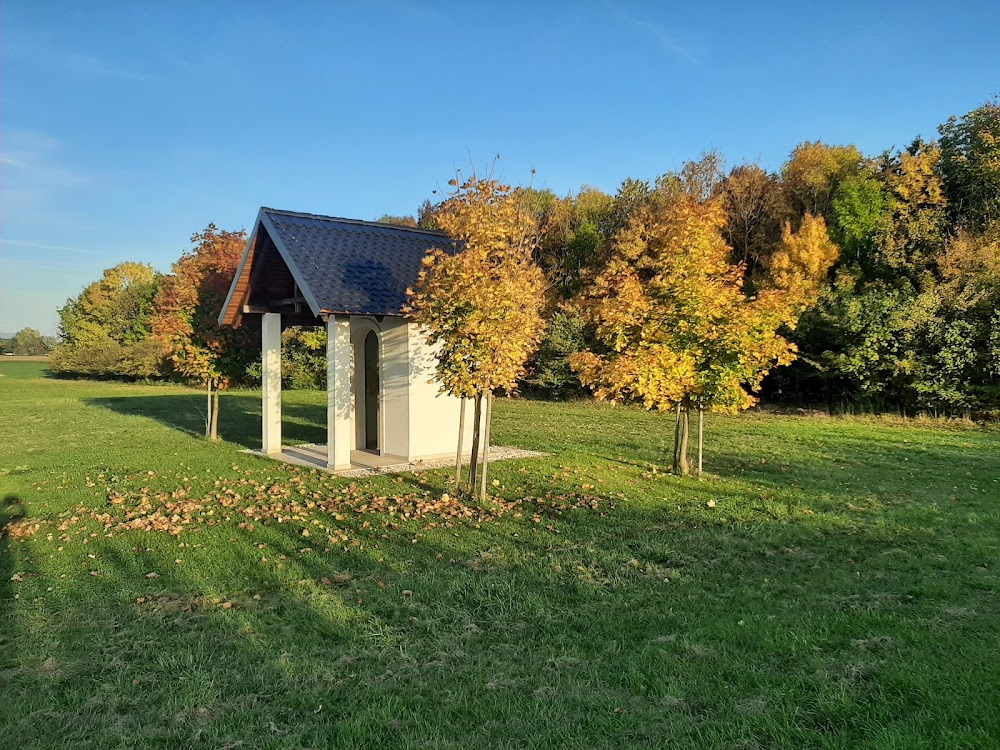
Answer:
[{"left": 2, "top": 360, "right": 998, "bottom": 749}]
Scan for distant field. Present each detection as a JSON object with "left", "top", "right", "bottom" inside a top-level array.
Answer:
[
  {"left": 2, "top": 360, "right": 998, "bottom": 749},
  {"left": 1, "top": 355, "right": 50, "bottom": 362}
]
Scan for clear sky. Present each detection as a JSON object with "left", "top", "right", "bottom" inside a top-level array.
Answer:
[{"left": 1, "top": 0, "right": 998, "bottom": 336}]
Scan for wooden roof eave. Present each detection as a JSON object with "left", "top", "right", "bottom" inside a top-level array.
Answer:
[
  {"left": 219, "top": 208, "right": 265, "bottom": 329},
  {"left": 219, "top": 210, "right": 325, "bottom": 328}
]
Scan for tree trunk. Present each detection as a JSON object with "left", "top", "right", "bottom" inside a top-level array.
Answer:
[
  {"left": 697, "top": 405, "right": 704, "bottom": 476},
  {"left": 480, "top": 392, "right": 493, "bottom": 502},
  {"left": 210, "top": 383, "right": 220, "bottom": 441},
  {"left": 468, "top": 393, "right": 483, "bottom": 492},
  {"left": 672, "top": 402, "right": 682, "bottom": 473},
  {"left": 205, "top": 380, "right": 213, "bottom": 439},
  {"left": 678, "top": 397, "right": 690, "bottom": 476},
  {"left": 454, "top": 398, "right": 466, "bottom": 488}
]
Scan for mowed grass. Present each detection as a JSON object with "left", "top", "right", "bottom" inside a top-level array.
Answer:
[{"left": 1, "top": 360, "right": 998, "bottom": 749}]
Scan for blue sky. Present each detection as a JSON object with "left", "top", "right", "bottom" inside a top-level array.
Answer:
[{"left": 2, "top": 0, "right": 998, "bottom": 336}]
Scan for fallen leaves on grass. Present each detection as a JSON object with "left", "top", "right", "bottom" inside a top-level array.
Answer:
[
  {"left": 134, "top": 592, "right": 256, "bottom": 616},
  {"left": 3, "top": 518, "right": 43, "bottom": 539}
]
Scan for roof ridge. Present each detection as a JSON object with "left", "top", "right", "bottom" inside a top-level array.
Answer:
[{"left": 261, "top": 206, "right": 448, "bottom": 238}]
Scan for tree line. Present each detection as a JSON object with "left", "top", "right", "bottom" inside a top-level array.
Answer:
[
  {"left": 407, "top": 163, "right": 837, "bottom": 482},
  {"left": 1, "top": 329, "right": 58, "bottom": 355},
  {"left": 48, "top": 98, "right": 1000, "bottom": 433},
  {"left": 515, "top": 99, "right": 1000, "bottom": 418}
]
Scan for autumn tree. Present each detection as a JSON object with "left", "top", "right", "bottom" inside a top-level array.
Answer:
[
  {"left": 571, "top": 174, "right": 838, "bottom": 474},
  {"left": 657, "top": 150, "right": 726, "bottom": 201},
  {"left": 150, "top": 225, "right": 256, "bottom": 439},
  {"left": 720, "top": 163, "right": 784, "bottom": 283},
  {"left": 406, "top": 175, "right": 547, "bottom": 497},
  {"left": 875, "top": 139, "right": 948, "bottom": 276},
  {"left": 49, "top": 262, "right": 165, "bottom": 378},
  {"left": 782, "top": 141, "right": 863, "bottom": 220},
  {"left": 599, "top": 178, "right": 652, "bottom": 251},
  {"left": 374, "top": 214, "right": 418, "bottom": 227},
  {"left": 520, "top": 185, "right": 612, "bottom": 299},
  {"left": 767, "top": 214, "right": 840, "bottom": 296},
  {"left": 782, "top": 139, "right": 955, "bottom": 408},
  {"left": 917, "top": 227, "right": 1000, "bottom": 411}
]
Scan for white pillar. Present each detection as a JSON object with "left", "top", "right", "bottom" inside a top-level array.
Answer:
[
  {"left": 261, "top": 312, "right": 282, "bottom": 454},
  {"left": 327, "top": 315, "right": 352, "bottom": 470}
]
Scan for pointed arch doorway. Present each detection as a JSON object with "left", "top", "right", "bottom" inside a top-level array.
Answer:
[{"left": 361, "top": 329, "right": 380, "bottom": 452}]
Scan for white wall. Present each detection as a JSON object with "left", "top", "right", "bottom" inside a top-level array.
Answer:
[
  {"left": 405, "top": 323, "right": 477, "bottom": 461},
  {"left": 346, "top": 316, "right": 409, "bottom": 459},
  {"left": 378, "top": 317, "right": 410, "bottom": 458},
  {"left": 341, "top": 316, "right": 479, "bottom": 463}
]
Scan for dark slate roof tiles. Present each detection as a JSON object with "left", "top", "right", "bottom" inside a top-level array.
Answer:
[{"left": 261, "top": 207, "right": 454, "bottom": 317}]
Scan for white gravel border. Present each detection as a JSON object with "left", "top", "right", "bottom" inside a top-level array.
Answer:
[{"left": 338, "top": 446, "right": 547, "bottom": 478}]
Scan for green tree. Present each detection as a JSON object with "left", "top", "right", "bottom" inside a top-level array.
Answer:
[
  {"left": 522, "top": 186, "right": 612, "bottom": 298},
  {"left": 939, "top": 99, "right": 1000, "bottom": 230},
  {"left": 525, "top": 308, "right": 592, "bottom": 399},
  {"left": 281, "top": 327, "right": 328, "bottom": 390},
  {"left": 789, "top": 221, "right": 1000, "bottom": 415},
  {"left": 830, "top": 173, "right": 890, "bottom": 267},
  {"left": 57, "top": 262, "right": 160, "bottom": 346},
  {"left": 927, "top": 227, "right": 1000, "bottom": 410},
  {"left": 50, "top": 262, "right": 163, "bottom": 378},
  {"left": 48, "top": 337, "right": 165, "bottom": 378},
  {"left": 11, "top": 328, "right": 52, "bottom": 355}
]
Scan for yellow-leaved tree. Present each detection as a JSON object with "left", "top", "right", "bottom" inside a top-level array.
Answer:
[
  {"left": 571, "top": 177, "right": 839, "bottom": 474},
  {"left": 768, "top": 213, "right": 841, "bottom": 296},
  {"left": 406, "top": 175, "right": 547, "bottom": 497}
]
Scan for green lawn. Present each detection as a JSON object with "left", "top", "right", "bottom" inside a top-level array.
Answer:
[{"left": 2, "top": 360, "right": 998, "bottom": 749}]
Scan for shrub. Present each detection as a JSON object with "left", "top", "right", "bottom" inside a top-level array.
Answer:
[
  {"left": 49, "top": 338, "right": 165, "bottom": 379},
  {"left": 524, "top": 310, "right": 592, "bottom": 399}
]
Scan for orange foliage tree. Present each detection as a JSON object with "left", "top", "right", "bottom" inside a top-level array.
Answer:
[
  {"left": 406, "top": 176, "right": 547, "bottom": 497},
  {"left": 571, "top": 184, "right": 838, "bottom": 474},
  {"left": 150, "top": 225, "right": 256, "bottom": 439}
]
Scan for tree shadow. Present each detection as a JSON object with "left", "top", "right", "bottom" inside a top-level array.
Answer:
[
  {"left": 1, "top": 495, "right": 26, "bottom": 657},
  {"left": 3, "top": 524, "right": 399, "bottom": 746},
  {"left": 83, "top": 393, "right": 327, "bottom": 448},
  {"left": 4, "top": 473, "right": 998, "bottom": 747}
]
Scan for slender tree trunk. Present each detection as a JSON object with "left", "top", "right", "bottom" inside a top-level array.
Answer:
[
  {"left": 672, "top": 402, "right": 682, "bottom": 473},
  {"left": 454, "top": 398, "right": 466, "bottom": 488},
  {"left": 697, "top": 405, "right": 704, "bottom": 476},
  {"left": 678, "top": 397, "right": 690, "bottom": 476},
  {"left": 205, "top": 380, "right": 213, "bottom": 438},
  {"left": 480, "top": 392, "right": 493, "bottom": 502},
  {"left": 468, "top": 393, "right": 483, "bottom": 492},
  {"left": 210, "top": 383, "right": 220, "bottom": 441}
]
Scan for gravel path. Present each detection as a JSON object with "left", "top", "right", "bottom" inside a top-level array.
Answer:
[{"left": 338, "top": 446, "right": 546, "bottom": 478}]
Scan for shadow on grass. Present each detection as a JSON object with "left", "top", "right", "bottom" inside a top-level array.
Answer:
[
  {"left": 5, "top": 459, "right": 1000, "bottom": 749},
  {"left": 83, "top": 393, "right": 326, "bottom": 449},
  {"left": 0, "top": 496, "right": 26, "bottom": 668}
]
